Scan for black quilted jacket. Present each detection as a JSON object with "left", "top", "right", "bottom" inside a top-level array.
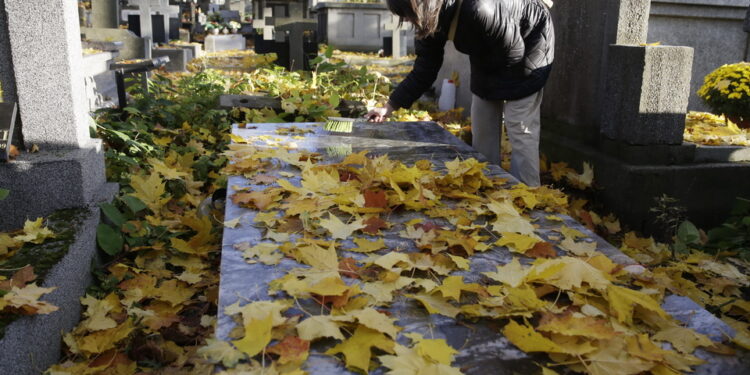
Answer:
[{"left": 389, "top": 0, "right": 555, "bottom": 109}]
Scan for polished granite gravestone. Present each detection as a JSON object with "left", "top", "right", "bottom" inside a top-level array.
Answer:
[{"left": 218, "top": 121, "right": 748, "bottom": 374}]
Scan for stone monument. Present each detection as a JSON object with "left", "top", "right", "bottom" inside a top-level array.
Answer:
[
  {"left": 91, "top": 0, "right": 120, "bottom": 29},
  {"left": 0, "top": 0, "right": 116, "bottom": 372}
]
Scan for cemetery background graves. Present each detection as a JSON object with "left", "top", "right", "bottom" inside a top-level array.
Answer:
[{"left": 1, "top": 0, "right": 750, "bottom": 374}]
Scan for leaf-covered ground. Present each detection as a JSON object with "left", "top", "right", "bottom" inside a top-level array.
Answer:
[{"left": 43, "top": 54, "right": 749, "bottom": 374}]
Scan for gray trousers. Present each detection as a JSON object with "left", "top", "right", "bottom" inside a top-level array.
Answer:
[{"left": 471, "top": 90, "right": 543, "bottom": 187}]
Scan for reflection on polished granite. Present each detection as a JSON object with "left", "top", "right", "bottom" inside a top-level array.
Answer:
[{"left": 218, "top": 122, "right": 745, "bottom": 374}]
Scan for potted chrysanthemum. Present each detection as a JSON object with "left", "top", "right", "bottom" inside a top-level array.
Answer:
[{"left": 698, "top": 62, "right": 750, "bottom": 128}]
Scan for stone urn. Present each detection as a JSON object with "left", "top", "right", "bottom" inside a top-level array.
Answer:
[
  {"left": 210, "top": 28, "right": 219, "bottom": 35},
  {"left": 222, "top": 28, "right": 229, "bottom": 34},
  {"left": 231, "top": 28, "right": 238, "bottom": 34}
]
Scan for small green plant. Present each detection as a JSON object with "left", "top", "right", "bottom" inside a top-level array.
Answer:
[
  {"left": 703, "top": 198, "right": 750, "bottom": 260},
  {"left": 650, "top": 194, "right": 688, "bottom": 257}
]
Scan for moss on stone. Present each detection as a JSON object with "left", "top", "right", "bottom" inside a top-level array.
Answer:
[{"left": 0, "top": 207, "right": 88, "bottom": 338}]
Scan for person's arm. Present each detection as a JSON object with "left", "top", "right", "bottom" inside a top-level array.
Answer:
[{"left": 388, "top": 32, "right": 448, "bottom": 110}]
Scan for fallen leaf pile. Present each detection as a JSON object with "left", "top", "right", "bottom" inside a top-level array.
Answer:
[
  {"left": 684, "top": 111, "right": 750, "bottom": 147},
  {"left": 43, "top": 59, "right": 749, "bottom": 374},
  {"left": 213, "top": 133, "right": 728, "bottom": 374}
]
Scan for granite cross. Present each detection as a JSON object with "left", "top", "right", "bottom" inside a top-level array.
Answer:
[
  {"left": 252, "top": 7, "right": 276, "bottom": 41},
  {"left": 383, "top": 15, "right": 410, "bottom": 58}
]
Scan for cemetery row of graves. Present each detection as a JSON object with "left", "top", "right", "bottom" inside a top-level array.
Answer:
[
  {"left": 1, "top": 48, "right": 748, "bottom": 374},
  {"left": 0, "top": 1, "right": 749, "bottom": 374}
]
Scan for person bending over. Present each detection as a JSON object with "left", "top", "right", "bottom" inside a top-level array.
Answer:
[{"left": 367, "top": 0, "right": 554, "bottom": 187}]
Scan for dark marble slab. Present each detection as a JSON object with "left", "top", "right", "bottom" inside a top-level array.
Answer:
[{"left": 218, "top": 121, "right": 745, "bottom": 374}]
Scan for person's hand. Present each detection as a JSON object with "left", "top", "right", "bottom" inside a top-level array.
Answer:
[{"left": 366, "top": 103, "right": 394, "bottom": 123}]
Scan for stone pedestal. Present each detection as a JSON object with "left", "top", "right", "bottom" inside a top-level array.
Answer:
[
  {"left": 600, "top": 45, "right": 694, "bottom": 145},
  {"left": 313, "top": 2, "right": 415, "bottom": 53},
  {"left": 152, "top": 47, "right": 188, "bottom": 72},
  {"left": 205, "top": 34, "right": 246, "bottom": 52},
  {"left": 91, "top": 0, "right": 119, "bottom": 29}
]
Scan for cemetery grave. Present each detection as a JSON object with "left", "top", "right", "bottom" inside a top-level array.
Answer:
[{"left": 0, "top": 0, "right": 750, "bottom": 374}]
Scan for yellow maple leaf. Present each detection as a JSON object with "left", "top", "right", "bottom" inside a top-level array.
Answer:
[
  {"left": 13, "top": 218, "right": 55, "bottom": 244},
  {"left": 349, "top": 308, "right": 401, "bottom": 338},
  {"left": 197, "top": 338, "right": 247, "bottom": 367},
  {"left": 236, "top": 242, "right": 283, "bottom": 265},
  {"left": 0, "top": 233, "right": 21, "bottom": 256},
  {"left": 407, "top": 292, "right": 460, "bottom": 318},
  {"left": 326, "top": 325, "right": 395, "bottom": 372},
  {"left": 404, "top": 333, "right": 459, "bottom": 365},
  {"left": 432, "top": 276, "right": 484, "bottom": 301},
  {"left": 128, "top": 172, "right": 170, "bottom": 212},
  {"left": 502, "top": 320, "right": 567, "bottom": 353},
  {"left": 232, "top": 314, "right": 274, "bottom": 357},
  {"left": 350, "top": 237, "right": 386, "bottom": 253},
  {"left": 78, "top": 320, "right": 134, "bottom": 354},
  {"left": 80, "top": 293, "right": 119, "bottom": 332},
  {"left": 652, "top": 326, "right": 713, "bottom": 354},
  {"left": 495, "top": 232, "right": 542, "bottom": 254},
  {"left": 379, "top": 343, "right": 463, "bottom": 375},
  {"left": 526, "top": 257, "right": 610, "bottom": 291},
  {"left": 148, "top": 157, "right": 189, "bottom": 180},
  {"left": 296, "top": 315, "right": 345, "bottom": 341},
  {"left": 606, "top": 285, "right": 667, "bottom": 325},
  {"left": 1, "top": 283, "right": 58, "bottom": 315},
  {"left": 536, "top": 313, "right": 618, "bottom": 340},
  {"left": 305, "top": 276, "right": 350, "bottom": 296},
  {"left": 319, "top": 213, "right": 365, "bottom": 239},
  {"left": 487, "top": 200, "right": 536, "bottom": 236},
  {"left": 224, "top": 300, "right": 292, "bottom": 328},
  {"left": 582, "top": 337, "right": 654, "bottom": 375},
  {"left": 483, "top": 258, "right": 527, "bottom": 287},
  {"left": 560, "top": 237, "right": 598, "bottom": 257}
]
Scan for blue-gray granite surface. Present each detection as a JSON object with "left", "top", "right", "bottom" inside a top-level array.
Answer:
[{"left": 218, "top": 121, "right": 749, "bottom": 374}]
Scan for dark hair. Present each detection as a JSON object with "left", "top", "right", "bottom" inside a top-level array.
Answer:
[{"left": 386, "top": 0, "right": 445, "bottom": 39}]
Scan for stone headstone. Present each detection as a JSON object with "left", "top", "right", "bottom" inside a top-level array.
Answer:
[
  {"left": 0, "top": 102, "right": 17, "bottom": 161},
  {"left": 152, "top": 13, "right": 167, "bottom": 43},
  {"left": 91, "top": 0, "right": 120, "bottom": 29},
  {"left": 275, "top": 21, "right": 317, "bottom": 71},
  {"left": 220, "top": 9, "right": 241, "bottom": 22},
  {"left": 541, "top": 0, "right": 651, "bottom": 141},
  {"left": 600, "top": 45, "right": 694, "bottom": 145}
]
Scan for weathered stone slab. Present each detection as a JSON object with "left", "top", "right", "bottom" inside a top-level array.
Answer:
[
  {"left": 152, "top": 48, "right": 188, "bottom": 72},
  {"left": 217, "top": 121, "right": 750, "bottom": 374},
  {"left": 600, "top": 45, "right": 694, "bottom": 145}
]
